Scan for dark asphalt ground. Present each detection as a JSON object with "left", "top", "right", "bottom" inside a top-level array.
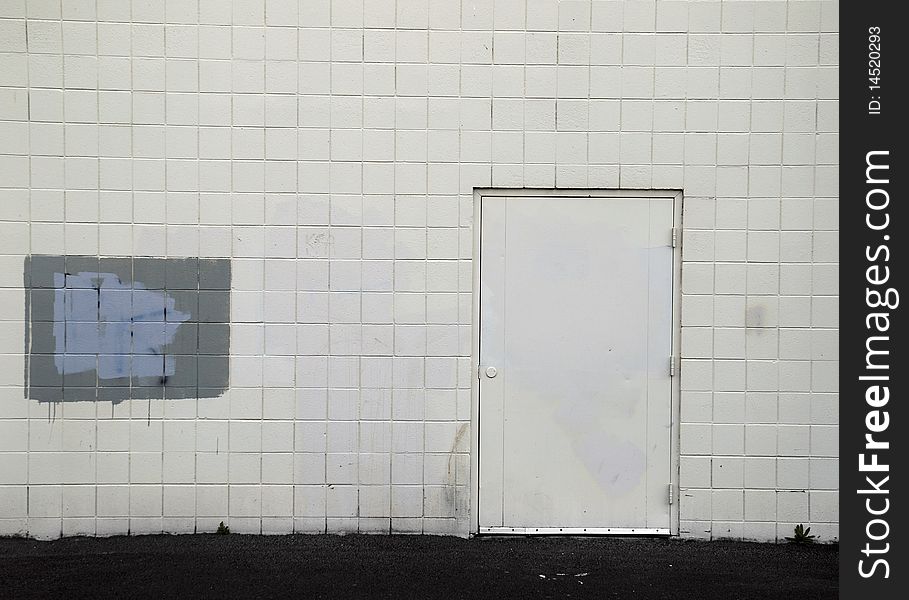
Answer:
[{"left": 0, "top": 534, "right": 837, "bottom": 599}]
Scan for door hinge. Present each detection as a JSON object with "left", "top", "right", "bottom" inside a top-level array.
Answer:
[
  {"left": 671, "top": 227, "right": 678, "bottom": 248},
  {"left": 476, "top": 365, "right": 481, "bottom": 379},
  {"left": 669, "top": 355, "right": 675, "bottom": 377},
  {"left": 668, "top": 484, "right": 674, "bottom": 505}
]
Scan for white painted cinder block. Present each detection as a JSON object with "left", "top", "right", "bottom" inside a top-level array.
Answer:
[{"left": 0, "top": 0, "right": 837, "bottom": 541}]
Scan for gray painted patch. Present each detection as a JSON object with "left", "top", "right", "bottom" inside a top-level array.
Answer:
[{"left": 24, "top": 255, "right": 231, "bottom": 403}]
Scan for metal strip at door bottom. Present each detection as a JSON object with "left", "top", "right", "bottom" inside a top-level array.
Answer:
[{"left": 479, "top": 527, "right": 670, "bottom": 535}]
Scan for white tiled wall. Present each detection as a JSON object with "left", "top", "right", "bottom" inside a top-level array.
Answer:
[{"left": 0, "top": 0, "right": 838, "bottom": 541}]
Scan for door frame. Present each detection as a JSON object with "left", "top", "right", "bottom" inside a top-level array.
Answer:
[{"left": 469, "top": 188, "right": 684, "bottom": 536}]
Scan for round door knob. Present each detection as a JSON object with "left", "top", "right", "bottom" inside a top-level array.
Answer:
[{"left": 485, "top": 366, "right": 498, "bottom": 378}]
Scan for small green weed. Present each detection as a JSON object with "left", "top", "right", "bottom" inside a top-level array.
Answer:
[{"left": 785, "top": 524, "right": 816, "bottom": 544}]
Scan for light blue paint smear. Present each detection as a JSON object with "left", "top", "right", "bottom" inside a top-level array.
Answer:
[{"left": 53, "top": 272, "right": 190, "bottom": 378}]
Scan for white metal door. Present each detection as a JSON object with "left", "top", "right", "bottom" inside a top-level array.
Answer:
[{"left": 478, "top": 195, "right": 675, "bottom": 534}]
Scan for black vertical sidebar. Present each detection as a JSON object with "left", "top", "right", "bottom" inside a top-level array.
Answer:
[{"left": 840, "top": 3, "right": 905, "bottom": 597}]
